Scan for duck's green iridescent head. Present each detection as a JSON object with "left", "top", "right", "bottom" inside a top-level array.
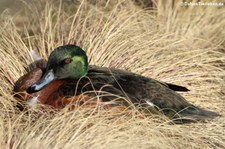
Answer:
[{"left": 27, "top": 45, "right": 88, "bottom": 93}]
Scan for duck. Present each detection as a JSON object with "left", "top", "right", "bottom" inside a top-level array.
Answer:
[{"left": 13, "top": 45, "right": 219, "bottom": 123}]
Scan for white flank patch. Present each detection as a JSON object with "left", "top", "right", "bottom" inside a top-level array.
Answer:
[
  {"left": 145, "top": 100, "right": 155, "bottom": 107},
  {"left": 30, "top": 49, "right": 42, "bottom": 61},
  {"left": 28, "top": 96, "right": 40, "bottom": 107}
]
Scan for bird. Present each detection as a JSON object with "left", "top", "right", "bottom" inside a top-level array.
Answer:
[{"left": 13, "top": 45, "right": 219, "bottom": 123}]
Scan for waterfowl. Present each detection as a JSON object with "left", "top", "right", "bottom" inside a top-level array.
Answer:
[{"left": 13, "top": 45, "right": 219, "bottom": 122}]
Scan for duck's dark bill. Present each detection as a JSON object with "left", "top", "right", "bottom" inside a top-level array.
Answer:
[{"left": 27, "top": 69, "right": 56, "bottom": 93}]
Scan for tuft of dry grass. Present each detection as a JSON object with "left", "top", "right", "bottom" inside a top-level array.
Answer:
[{"left": 0, "top": 0, "right": 224, "bottom": 148}]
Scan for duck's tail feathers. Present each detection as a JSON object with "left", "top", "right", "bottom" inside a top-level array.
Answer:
[
  {"left": 173, "top": 106, "right": 220, "bottom": 123},
  {"left": 166, "top": 83, "right": 190, "bottom": 92}
]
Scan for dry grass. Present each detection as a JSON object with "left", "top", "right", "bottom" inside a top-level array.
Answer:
[{"left": 0, "top": 0, "right": 225, "bottom": 148}]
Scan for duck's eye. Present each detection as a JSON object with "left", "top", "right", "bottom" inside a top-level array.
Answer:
[{"left": 64, "top": 58, "right": 72, "bottom": 64}]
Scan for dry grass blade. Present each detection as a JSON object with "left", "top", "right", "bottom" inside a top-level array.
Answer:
[{"left": 0, "top": 0, "right": 224, "bottom": 148}]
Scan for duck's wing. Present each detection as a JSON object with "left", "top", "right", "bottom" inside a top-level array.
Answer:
[
  {"left": 87, "top": 65, "right": 219, "bottom": 122},
  {"left": 88, "top": 65, "right": 191, "bottom": 109},
  {"left": 89, "top": 65, "right": 189, "bottom": 92}
]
